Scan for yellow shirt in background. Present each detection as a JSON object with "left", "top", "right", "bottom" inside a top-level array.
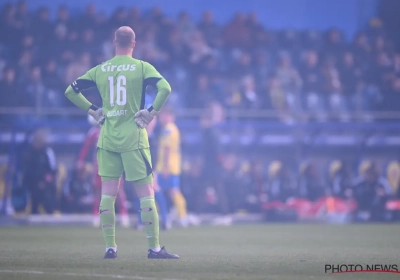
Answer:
[{"left": 156, "top": 122, "right": 181, "bottom": 175}]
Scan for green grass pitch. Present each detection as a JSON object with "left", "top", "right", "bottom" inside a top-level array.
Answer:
[{"left": 1, "top": 224, "right": 399, "bottom": 280}]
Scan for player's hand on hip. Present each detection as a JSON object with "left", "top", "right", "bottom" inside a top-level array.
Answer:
[
  {"left": 134, "top": 108, "right": 159, "bottom": 128},
  {"left": 88, "top": 108, "right": 105, "bottom": 126}
]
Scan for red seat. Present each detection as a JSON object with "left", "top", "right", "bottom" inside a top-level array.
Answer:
[{"left": 386, "top": 200, "right": 400, "bottom": 210}]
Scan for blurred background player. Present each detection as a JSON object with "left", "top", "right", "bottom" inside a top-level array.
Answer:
[
  {"left": 78, "top": 115, "right": 130, "bottom": 228},
  {"left": 134, "top": 112, "right": 170, "bottom": 230},
  {"left": 147, "top": 94, "right": 170, "bottom": 230},
  {"left": 157, "top": 107, "right": 197, "bottom": 227},
  {"left": 22, "top": 128, "right": 57, "bottom": 214}
]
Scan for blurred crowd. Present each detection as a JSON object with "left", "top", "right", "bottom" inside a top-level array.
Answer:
[
  {"left": 1, "top": 1, "right": 400, "bottom": 121},
  {"left": 2, "top": 1, "right": 400, "bottom": 222},
  {"left": 6, "top": 126, "right": 400, "bottom": 222},
  {"left": 182, "top": 155, "right": 400, "bottom": 222}
]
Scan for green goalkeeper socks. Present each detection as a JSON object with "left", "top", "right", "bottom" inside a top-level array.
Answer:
[
  {"left": 100, "top": 194, "right": 117, "bottom": 248},
  {"left": 140, "top": 196, "right": 160, "bottom": 250},
  {"left": 99, "top": 195, "right": 160, "bottom": 250}
]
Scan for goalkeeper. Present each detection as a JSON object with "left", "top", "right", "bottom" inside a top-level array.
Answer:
[{"left": 65, "top": 26, "right": 178, "bottom": 260}]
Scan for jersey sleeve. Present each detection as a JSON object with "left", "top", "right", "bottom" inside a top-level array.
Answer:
[
  {"left": 143, "top": 62, "right": 163, "bottom": 79},
  {"left": 64, "top": 66, "right": 98, "bottom": 111},
  {"left": 142, "top": 62, "right": 171, "bottom": 111}
]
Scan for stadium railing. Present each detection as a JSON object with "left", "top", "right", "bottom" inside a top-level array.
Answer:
[
  {"left": 2, "top": 107, "right": 400, "bottom": 119},
  {"left": 1, "top": 108, "right": 400, "bottom": 217}
]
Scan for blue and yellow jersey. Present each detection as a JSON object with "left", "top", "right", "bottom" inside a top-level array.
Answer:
[{"left": 156, "top": 122, "right": 181, "bottom": 175}]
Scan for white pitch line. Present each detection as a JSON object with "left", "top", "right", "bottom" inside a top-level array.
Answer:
[{"left": 0, "top": 270, "right": 184, "bottom": 280}]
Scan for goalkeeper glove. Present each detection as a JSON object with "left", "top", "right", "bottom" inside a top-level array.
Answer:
[
  {"left": 88, "top": 105, "right": 105, "bottom": 125},
  {"left": 134, "top": 106, "right": 159, "bottom": 128}
]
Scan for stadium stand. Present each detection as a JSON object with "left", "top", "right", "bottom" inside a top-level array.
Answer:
[{"left": 1, "top": 1, "right": 400, "bottom": 223}]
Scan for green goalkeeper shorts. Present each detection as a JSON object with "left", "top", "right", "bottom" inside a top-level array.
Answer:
[{"left": 97, "top": 148, "right": 153, "bottom": 182}]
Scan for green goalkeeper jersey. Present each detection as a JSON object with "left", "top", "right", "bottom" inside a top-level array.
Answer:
[{"left": 65, "top": 55, "right": 171, "bottom": 153}]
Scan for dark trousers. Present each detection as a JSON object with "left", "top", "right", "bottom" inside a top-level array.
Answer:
[{"left": 30, "top": 185, "right": 56, "bottom": 214}]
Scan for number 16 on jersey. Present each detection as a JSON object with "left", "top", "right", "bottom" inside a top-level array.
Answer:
[{"left": 108, "top": 75, "right": 127, "bottom": 107}]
